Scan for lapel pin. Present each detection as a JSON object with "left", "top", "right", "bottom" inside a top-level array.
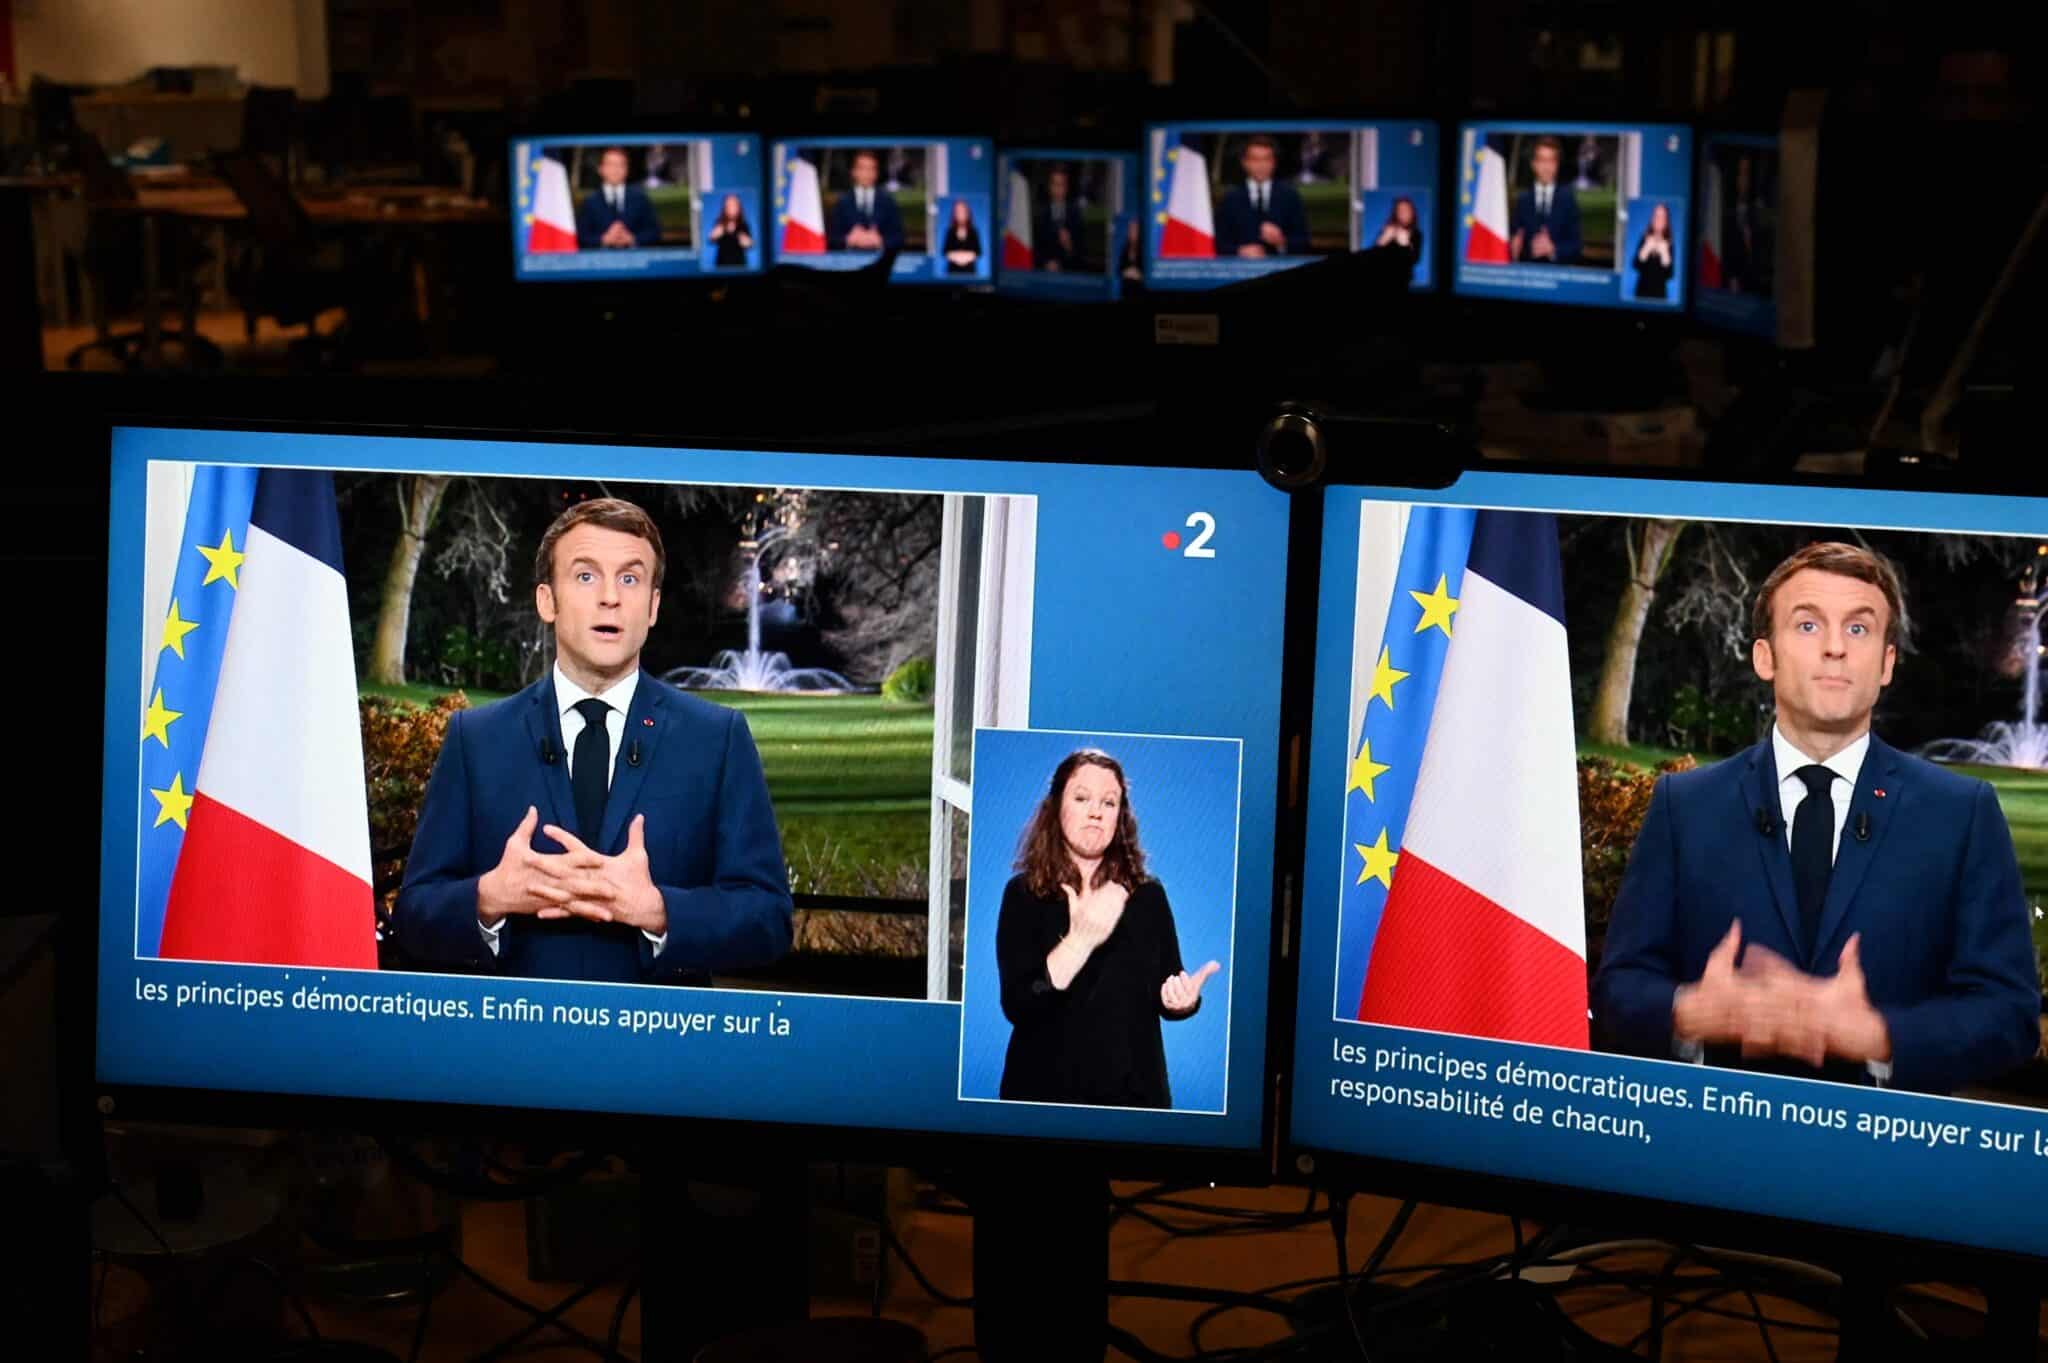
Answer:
[
  {"left": 1874, "top": 789, "right": 1886, "bottom": 798},
  {"left": 643, "top": 717, "right": 655, "bottom": 727}
]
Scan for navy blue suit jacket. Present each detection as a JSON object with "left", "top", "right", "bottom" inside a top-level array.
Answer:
[
  {"left": 1214, "top": 182, "right": 1310, "bottom": 257},
  {"left": 1510, "top": 185, "right": 1582, "bottom": 265},
  {"left": 576, "top": 186, "right": 662, "bottom": 249},
  {"left": 1033, "top": 201, "right": 1087, "bottom": 269},
  {"left": 393, "top": 674, "right": 793, "bottom": 986},
  {"left": 826, "top": 189, "right": 905, "bottom": 251},
  {"left": 1592, "top": 735, "right": 2040, "bottom": 1094}
]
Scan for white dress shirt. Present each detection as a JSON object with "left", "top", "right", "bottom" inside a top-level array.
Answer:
[
  {"left": 856, "top": 187, "right": 873, "bottom": 216},
  {"left": 1675, "top": 724, "right": 1888, "bottom": 1083},
  {"left": 479, "top": 665, "right": 667, "bottom": 957},
  {"left": 1536, "top": 183, "right": 1551, "bottom": 216},
  {"left": 607, "top": 184, "right": 622, "bottom": 212},
  {"left": 1249, "top": 179, "right": 1268, "bottom": 212}
]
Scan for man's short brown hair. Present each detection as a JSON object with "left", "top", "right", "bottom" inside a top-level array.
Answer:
[
  {"left": 535, "top": 497, "right": 666, "bottom": 590},
  {"left": 1752, "top": 541, "right": 1907, "bottom": 649},
  {"left": 1244, "top": 134, "right": 1277, "bottom": 155},
  {"left": 1531, "top": 135, "right": 1562, "bottom": 157}
]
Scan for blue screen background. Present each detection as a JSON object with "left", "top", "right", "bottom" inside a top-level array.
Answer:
[
  {"left": 1294, "top": 470, "right": 2048, "bottom": 1257},
  {"left": 510, "top": 134, "right": 763, "bottom": 283},
  {"left": 957, "top": 728, "right": 1243, "bottom": 1111},
  {"left": 101, "top": 429, "right": 1287, "bottom": 1151}
]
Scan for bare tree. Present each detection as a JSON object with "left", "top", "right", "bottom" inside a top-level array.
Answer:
[
  {"left": 367, "top": 475, "right": 453, "bottom": 687},
  {"left": 1588, "top": 518, "right": 1688, "bottom": 746}
]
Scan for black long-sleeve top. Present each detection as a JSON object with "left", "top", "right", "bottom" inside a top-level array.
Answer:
[{"left": 995, "top": 874, "right": 1193, "bottom": 1108}]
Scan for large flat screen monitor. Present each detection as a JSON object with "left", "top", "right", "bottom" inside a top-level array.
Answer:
[
  {"left": 1453, "top": 121, "right": 1693, "bottom": 311},
  {"left": 1693, "top": 132, "right": 1780, "bottom": 339},
  {"left": 96, "top": 424, "right": 1290, "bottom": 1158},
  {"left": 1289, "top": 467, "right": 2048, "bottom": 1257},
  {"left": 995, "top": 149, "right": 1140, "bottom": 302},
  {"left": 1144, "top": 120, "right": 1439, "bottom": 291},
  {"left": 510, "top": 134, "right": 764, "bottom": 281},
  {"left": 769, "top": 137, "right": 995, "bottom": 284}
]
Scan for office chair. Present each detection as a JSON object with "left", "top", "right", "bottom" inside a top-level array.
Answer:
[
  {"left": 64, "top": 134, "right": 223, "bottom": 371},
  {"left": 240, "top": 84, "right": 299, "bottom": 181},
  {"left": 212, "top": 151, "right": 357, "bottom": 368}
]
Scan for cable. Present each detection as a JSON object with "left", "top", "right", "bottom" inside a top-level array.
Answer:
[
  {"left": 604, "top": 1278, "right": 639, "bottom": 1360},
  {"left": 448, "top": 1255, "right": 628, "bottom": 1361},
  {"left": 880, "top": 1220, "right": 973, "bottom": 1308},
  {"left": 1330, "top": 1194, "right": 1415, "bottom": 1363},
  {"left": 404, "top": 1256, "right": 436, "bottom": 1363}
]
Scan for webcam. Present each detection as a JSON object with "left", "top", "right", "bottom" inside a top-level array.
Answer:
[{"left": 1256, "top": 404, "right": 1466, "bottom": 492}]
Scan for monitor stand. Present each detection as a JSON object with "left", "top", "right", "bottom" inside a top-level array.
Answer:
[
  {"left": 969, "top": 1161, "right": 1109, "bottom": 1363},
  {"left": 637, "top": 1159, "right": 811, "bottom": 1361}
]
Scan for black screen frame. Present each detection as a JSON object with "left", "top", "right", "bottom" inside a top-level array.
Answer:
[
  {"left": 63, "top": 372, "right": 1334, "bottom": 1184},
  {"left": 1278, "top": 453, "right": 2048, "bottom": 1278}
]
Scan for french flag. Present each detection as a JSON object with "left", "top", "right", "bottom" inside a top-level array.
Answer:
[
  {"left": 1002, "top": 169, "right": 1034, "bottom": 271},
  {"left": 1464, "top": 136, "right": 1511, "bottom": 263},
  {"left": 526, "top": 156, "right": 577, "bottom": 253},
  {"left": 1158, "top": 142, "right": 1214, "bottom": 258},
  {"left": 1339, "top": 507, "right": 1587, "bottom": 1048},
  {"left": 781, "top": 156, "right": 826, "bottom": 254},
  {"left": 148, "top": 468, "right": 376, "bottom": 969},
  {"left": 1697, "top": 160, "right": 1725, "bottom": 290}
]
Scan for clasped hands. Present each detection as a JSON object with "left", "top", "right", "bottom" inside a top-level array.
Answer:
[
  {"left": 1061, "top": 881, "right": 1221, "bottom": 1013},
  {"left": 478, "top": 806, "right": 665, "bottom": 935},
  {"left": 844, "top": 223, "right": 885, "bottom": 250},
  {"left": 1672, "top": 921, "right": 1891, "bottom": 1068},
  {"left": 599, "top": 219, "right": 636, "bottom": 249}
]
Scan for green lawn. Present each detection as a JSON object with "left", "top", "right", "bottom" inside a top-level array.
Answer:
[
  {"left": 649, "top": 184, "right": 694, "bottom": 244},
  {"left": 367, "top": 684, "right": 932, "bottom": 899},
  {"left": 361, "top": 680, "right": 511, "bottom": 707}
]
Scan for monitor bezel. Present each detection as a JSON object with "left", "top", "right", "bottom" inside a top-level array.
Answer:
[
  {"left": 763, "top": 132, "right": 999, "bottom": 288},
  {"left": 506, "top": 128, "right": 772, "bottom": 287},
  {"left": 1445, "top": 115, "right": 1699, "bottom": 318},
  {"left": 72, "top": 377, "right": 1312, "bottom": 1181},
  {"left": 1277, "top": 453, "right": 2048, "bottom": 1273},
  {"left": 1139, "top": 115, "right": 1446, "bottom": 296}
]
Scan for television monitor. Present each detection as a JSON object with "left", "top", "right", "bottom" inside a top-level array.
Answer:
[
  {"left": 1289, "top": 465, "right": 2048, "bottom": 1260},
  {"left": 1693, "top": 132, "right": 1780, "bottom": 339},
  {"left": 95, "top": 420, "right": 1293, "bottom": 1160},
  {"left": 995, "top": 149, "right": 1140, "bottom": 302},
  {"left": 510, "top": 134, "right": 764, "bottom": 282},
  {"left": 1144, "top": 120, "right": 1439, "bottom": 292},
  {"left": 768, "top": 136, "right": 995, "bottom": 284},
  {"left": 1452, "top": 121, "right": 1693, "bottom": 311}
]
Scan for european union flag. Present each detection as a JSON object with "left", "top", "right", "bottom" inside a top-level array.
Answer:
[
  {"left": 137, "top": 465, "right": 259, "bottom": 956},
  {"left": 1333, "top": 505, "right": 1474, "bottom": 1014}
]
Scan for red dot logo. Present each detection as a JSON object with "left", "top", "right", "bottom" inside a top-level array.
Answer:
[{"left": 1162, "top": 531, "right": 1182, "bottom": 550}]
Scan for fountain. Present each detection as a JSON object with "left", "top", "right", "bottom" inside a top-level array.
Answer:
[
  {"left": 664, "top": 523, "right": 854, "bottom": 693},
  {"left": 1922, "top": 576, "right": 2048, "bottom": 769}
]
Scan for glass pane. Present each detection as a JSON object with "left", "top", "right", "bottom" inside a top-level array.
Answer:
[{"left": 946, "top": 804, "right": 971, "bottom": 1002}]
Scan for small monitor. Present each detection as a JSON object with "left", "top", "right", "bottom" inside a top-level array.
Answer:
[
  {"left": 1693, "top": 132, "right": 1780, "bottom": 338},
  {"left": 995, "top": 150, "right": 1141, "bottom": 302},
  {"left": 510, "top": 134, "right": 764, "bottom": 282},
  {"left": 1453, "top": 121, "right": 1692, "bottom": 311},
  {"left": 97, "top": 423, "right": 1291, "bottom": 1157},
  {"left": 1291, "top": 466, "right": 2048, "bottom": 1258},
  {"left": 1144, "top": 120, "right": 1438, "bottom": 292},
  {"left": 768, "top": 137, "right": 996, "bottom": 285}
]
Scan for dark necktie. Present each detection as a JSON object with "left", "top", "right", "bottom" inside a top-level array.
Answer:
[
  {"left": 571, "top": 698, "right": 611, "bottom": 847},
  {"left": 1790, "top": 764, "right": 1836, "bottom": 958}
]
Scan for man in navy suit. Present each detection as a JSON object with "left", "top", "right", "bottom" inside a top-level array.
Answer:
[
  {"left": 394, "top": 498, "right": 792, "bottom": 985},
  {"left": 576, "top": 146, "right": 662, "bottom": 250},
  {"left": 826, "top": 149, "right": 905, "bottom": 252},
  {"left": 1213, "top": 135, "right": 1310, "bottom": 259},
  {"left": 1033, "top": 165, "right": 1088, "bottom": 271},
  {"left": 1593, "top": 542, "right": 2040, "bottom": 1094},
  {"left": 1509, "top": 136, "right": 1582, "bottom": 265}
]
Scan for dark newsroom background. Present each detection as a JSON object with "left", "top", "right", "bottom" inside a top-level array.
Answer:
[{"left": 3, "top": 3, "right": 2047, "bottom": 1362}]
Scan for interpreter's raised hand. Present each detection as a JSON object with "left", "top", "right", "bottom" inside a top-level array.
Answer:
[
  {"left": 1161, "top": 960, "right": 1221, "bottom": 1014},
  {"left": 536, "top": 815, "right": 667, "bottom": 935},
  {"left": 1062, "top": 879, "right": 1130, "bottom": 948}
]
